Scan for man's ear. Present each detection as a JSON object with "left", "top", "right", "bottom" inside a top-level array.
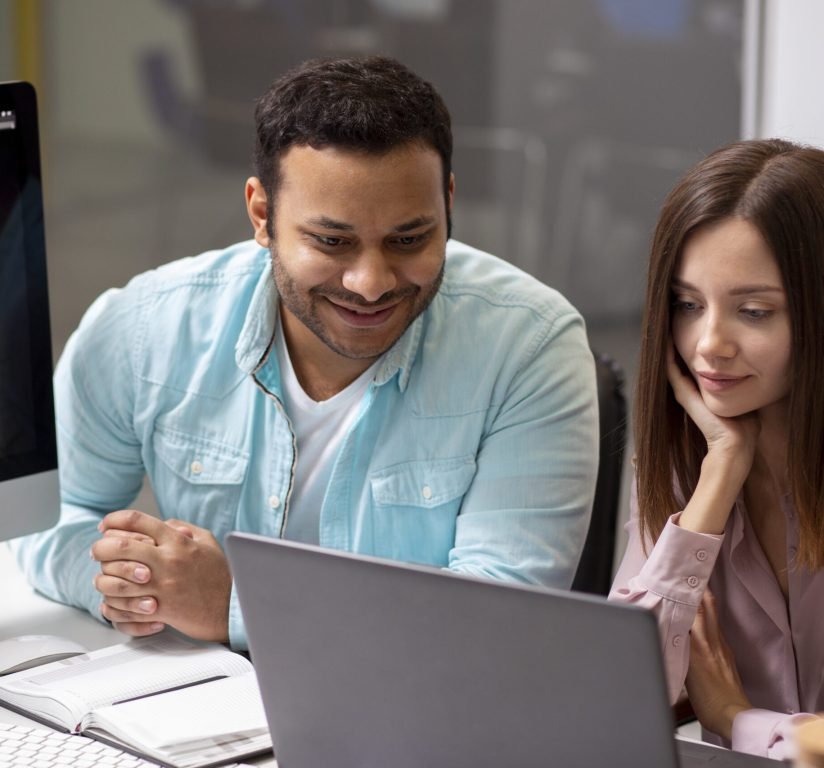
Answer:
[
  {"left": 245, "top": 177, "right": 271, "bottom": 248},
  {"left": 448, "top": 172, "right": 455, "bottom": 213}
]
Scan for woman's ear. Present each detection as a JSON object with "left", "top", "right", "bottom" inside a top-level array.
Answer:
[{"left": 245, "top": 177, "right": 271, "bottom": 248}]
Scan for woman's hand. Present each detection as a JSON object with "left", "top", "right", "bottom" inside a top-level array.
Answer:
[
  {"left": 666, "top": 345, "right": 760, "bottom": 465},
  {"left": 685, "top": 590, "right": 751, "bottom": 742},
  {"left": 667, "top": 344, "right": 760, "bottom": 533}
]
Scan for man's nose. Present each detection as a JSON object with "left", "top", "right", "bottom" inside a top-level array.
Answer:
[{"left": 341, "top": 249, "right": 398, "bottom": 303}]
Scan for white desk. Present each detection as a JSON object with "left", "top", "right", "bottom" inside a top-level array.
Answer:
[
  {"left": 1, "top": 544, "right": 122, "bottom": 650},
  {"left": 0, "top": 544, "right": 277, "bottom": 766},
  {"left": 1, "top": 542, "right": 123, "bottom": 731}
]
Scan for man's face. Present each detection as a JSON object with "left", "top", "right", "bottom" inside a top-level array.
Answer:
[{"left": 253, "top": 143, "right": 451, "bottom": 365}]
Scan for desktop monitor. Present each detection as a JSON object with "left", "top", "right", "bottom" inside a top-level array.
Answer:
[{"left": 0, "top": 81, "right": 59, "bottom": 540}]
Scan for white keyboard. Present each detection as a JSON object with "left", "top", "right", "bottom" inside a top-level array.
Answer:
[
  {"left": 0, "top": 721, "right": 159, "bottom": 767},
  {"left": 0, "top": 721, "right": 262, "bottom": 768}
]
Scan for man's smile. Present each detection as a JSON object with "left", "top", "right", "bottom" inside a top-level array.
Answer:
[{"left": 326, "top": 297, "right": 402, "bottom": 328}]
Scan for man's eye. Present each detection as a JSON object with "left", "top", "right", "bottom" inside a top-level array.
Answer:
[
  {"left": 391, "top": 233, "right": 428, "bottom": 249},
  {"left": 313, "top": 235, "right": 346, "bottom": 248}
]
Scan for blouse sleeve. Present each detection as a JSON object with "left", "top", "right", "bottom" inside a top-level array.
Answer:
[
  {"left": 732, "top": 710, "right": 818, "bottom": 760},
  {"left": 609, "top": 480, "right": 724, "bottom": 703}
]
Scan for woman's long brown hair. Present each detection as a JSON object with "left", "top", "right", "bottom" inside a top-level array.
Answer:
[{"left": 635, "top": 139, "right": 824, "bottom": 570}]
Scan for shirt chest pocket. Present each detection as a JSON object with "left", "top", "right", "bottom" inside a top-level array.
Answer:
[
  {"left": 371, "top": 457, "right": 477, "bottom": 508},
  {"left": 151, "top": 425, "right": 250, "bottom": 531},
  {"left": 368, "top": 457, "right": 476, "bottom": 564}
]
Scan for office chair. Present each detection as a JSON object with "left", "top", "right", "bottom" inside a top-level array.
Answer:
[
  {"left": 570, "top": 355, "right": 699, "bottom": 729},
  {"left": 571, "top": 351, "right": 627, "bottom": 596}
]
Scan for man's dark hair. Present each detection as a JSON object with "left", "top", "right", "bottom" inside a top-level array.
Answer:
[{"left": 253, "top": 56, "right": 453, "bottom": 238}]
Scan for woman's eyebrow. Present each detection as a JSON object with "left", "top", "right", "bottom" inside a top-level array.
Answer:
[
  {"left": 670, "top": 277, "right": 783, "bottom": 296},
  {"left": 670, "top": 277, "right": 697, "bottom": 291},
  {"left": 727, "top": 284, "right": 784, "bottom": 296}
]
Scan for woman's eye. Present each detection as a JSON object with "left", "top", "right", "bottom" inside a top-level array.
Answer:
[
  {"left": 741, "top": 307, "right": 772, "bottom": 320},
  {"left": 672, "top": 299, "right": 699, "bottom": 313}
]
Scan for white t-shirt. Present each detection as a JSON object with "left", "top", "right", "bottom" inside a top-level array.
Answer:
[{"left": 276, "top": 320, "right": 379, "bottom": 544}]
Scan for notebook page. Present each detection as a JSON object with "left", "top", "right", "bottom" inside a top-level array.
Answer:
[
  {"left": 0, "top": 633, "right": 252, "bottom": 725},
  {"left": 88, "top": 671, "right": 268, "bottom": 749},
  {"left": 85, "top": 671, "right": 271, "bottom": 766}
]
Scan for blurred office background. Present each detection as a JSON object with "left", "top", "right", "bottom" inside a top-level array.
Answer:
[{"left": 1, "top": 0, "right": 788, "bottom": 566}]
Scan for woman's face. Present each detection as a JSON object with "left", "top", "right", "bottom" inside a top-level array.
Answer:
[{"left": 671, "top": 217, "right": 791, "bottom": 421}]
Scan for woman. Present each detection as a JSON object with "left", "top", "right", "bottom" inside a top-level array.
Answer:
[{"left": 610, "top": 138, "right": 824, "bottom": 760}]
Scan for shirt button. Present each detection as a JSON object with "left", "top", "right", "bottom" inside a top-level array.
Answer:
[
  {"left": 789, "top": 546, "right": 798, "bottom": 557},
  {"left": 422, "top": 485, "right": 433, "bottom": 500},
  {"left": 687, "top": 575, "right": 699, "bottom": 588},
  {"left": 672, "top": 635, "right": 682, "bottom": 648},
  {"left": 269, "top": 495, "right": 281, "bottom": 509},
  {"left": 696, "top": 549, "right": 707, "bottom": 561},
  {"left": 190, "top": 460, "right": 203, "bottom": 475}
]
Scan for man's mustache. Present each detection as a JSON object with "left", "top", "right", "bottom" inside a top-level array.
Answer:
[{"left": 310, "top": 286, "right": 419, "bottom": 307}]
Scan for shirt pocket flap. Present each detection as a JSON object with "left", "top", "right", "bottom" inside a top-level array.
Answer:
[
  {"left": 371, "top": 457, "right": 476, "bottom": 507},
  {"left": 153, "top": 427, "right": 249, "bottom": 485}
]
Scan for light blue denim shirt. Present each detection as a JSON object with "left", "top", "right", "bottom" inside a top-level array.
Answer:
[{"left": 13, "top": 239, "right": 598, "bottom": 649}]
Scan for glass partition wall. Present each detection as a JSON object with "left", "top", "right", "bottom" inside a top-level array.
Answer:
[{"left": 6, "top": 0, "right": 744, "bottom": 550}]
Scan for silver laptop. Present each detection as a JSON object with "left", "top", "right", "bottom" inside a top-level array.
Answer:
[{"left": 226, "top": 534, "right": 775, "bottom": 768}]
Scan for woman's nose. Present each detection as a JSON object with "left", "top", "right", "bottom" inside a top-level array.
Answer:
[{"left": 696, "top": 313, "right": 736, "bottom": 360}]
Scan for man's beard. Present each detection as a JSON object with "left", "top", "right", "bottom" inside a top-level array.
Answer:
[{"left": 270, "top": 245, "right": 445, "bottom": 361}]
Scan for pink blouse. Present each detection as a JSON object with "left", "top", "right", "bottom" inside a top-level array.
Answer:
[{"left": 610, "top": 482, "right": 823, "bottom": 759}]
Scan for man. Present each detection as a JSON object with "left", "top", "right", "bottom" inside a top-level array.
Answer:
[{"left": 14, "top": 57, "right": 598, "bottom": 649}]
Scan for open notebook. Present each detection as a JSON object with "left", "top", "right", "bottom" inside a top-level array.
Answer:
[{"left": 0, "top": 632, "right": 271, "bottom": 768}]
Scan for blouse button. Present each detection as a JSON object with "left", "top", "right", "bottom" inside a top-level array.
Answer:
[
  {"left": 190, "top": 460, "right": 203, "bottom": 475},
  {"left": 687, "top": 575, "right": 699, "bottom": 588},
  {"left": 269, "top": 495, "right": 281, "bottom": 509},
  {"left": 696, "top": 549, "right": 707, "bottom": 561},
  {"left": 422, "top": 485, "right": 433, "bottom": 500},
  {"left": 672, "top": 635, "right": 682, "bottom": 648}
]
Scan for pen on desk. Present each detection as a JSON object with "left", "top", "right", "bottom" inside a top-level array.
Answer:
[{"left": 112, "top": 675, "right": 228, "bottom": 705}]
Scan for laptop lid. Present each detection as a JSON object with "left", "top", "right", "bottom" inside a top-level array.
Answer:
[{"left": 227, "top": 533, "right": 679, "bottom": 768}]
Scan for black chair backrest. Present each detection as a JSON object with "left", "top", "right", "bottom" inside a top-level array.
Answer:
[{"left": 571, "top": 352, "right": 627, "bottom": 596}]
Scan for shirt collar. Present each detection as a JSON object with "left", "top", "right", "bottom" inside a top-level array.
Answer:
[
  {"left": 234, "top": 253, "right": 426, "bottom": 392},
  {"left": 372, "top": 312, "right": 424, "bottom": 392},
  {"left": 235, "top": 255, "right": 277, "bottom": 375}
]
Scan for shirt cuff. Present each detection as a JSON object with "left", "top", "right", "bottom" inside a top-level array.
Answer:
[
  {"left": 227, "top": 580, "right": 248, "bottom": 651},
  {"left": 636, "top": 513, "right": 723, "bottom": 604},
  {"left": 732, "top": 708, "right": 817, "bottom": 760}
]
